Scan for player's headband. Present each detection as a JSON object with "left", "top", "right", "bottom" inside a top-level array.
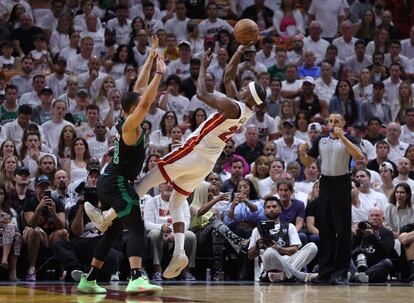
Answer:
[{"left": 248, "top": 82, "right": 263, "bottom": 105}]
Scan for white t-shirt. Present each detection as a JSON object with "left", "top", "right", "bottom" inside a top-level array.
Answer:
[
  {"left": 198, "top": 18, "right": 234, "bottom": 38},
  {"left": 106, "top": 18, "right": 132, "bottom": 45},
  {"left": 303, "top": 37, "right": 330, "bottom": 64},
  {"left": 164, "top": 17, "right": 190, "bottom": 42},
  {"left": 248, "top": 223, "right": 302, "bottom": 251},
  {"left": 353, "top": 190, "right": 388, "bottom": 224},
  {"left": 45, "top": 74, "right": 68, "bottom": 98},
  {"left": 87, "top": 137, "right": 108, "bottom": 160},
  {"left": 308, "top": 0, "right": 345, "bottom": 38},
  {"left": 42, "top": 119, "right": 74, "bottom": 149},
  {"left": 67, "top": 54, "right": 89, "bottom": 75},
  {"left": 332, "top": 36, "right": 358, "bottom": 62},
  {"left": 0, "top": 56, "right": 15, "bottom": 71},
  {"left": 237, "top": 61, "right": 267, "bottom": 81},
  {"left": 165, "top": 59, "right": 190, "bottom": 80},
  {"left": 247, "top": 113, "right": 277, "bottom": 143},
  {"left": 145, "top": 109, "right": 166, "bottom": 132},
  {"left": 400, "top": 125, "right": 414, "bottom": 145},
  {"left": 187, "top": 91, "right": 222, "bottom": 117},
  {"left": 163, "top": 94, "right": 190, "bottom": 123}
]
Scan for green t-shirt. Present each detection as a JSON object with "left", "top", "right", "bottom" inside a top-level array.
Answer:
[
  {"left": 0, "top": 105, "right": 18, "bottom": 125},
  {"left": 268, "top": 65, "right": 287, "bottom": 80}
]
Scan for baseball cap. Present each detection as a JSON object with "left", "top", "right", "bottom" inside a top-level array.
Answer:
[
  {"left": 308, "top": 122, "right": 322, "bottom": 132},
  {"left": 282, "top": 119, "right": 295, "bottom": 127},
  {"left": 77, "top": 88, "right": 89, "bottom": 97},
  {"left": 15, "top": 166, "right": 30, "bottom": 176},
  {"left": 302, "top": 76, "right": 315, "bottom": 85},
  {"left": 373, "top": 80, "right": 385, "bottom": 88},
  {"left": 379, "top": 162, "right": 394, "bottom": 173},
  {"left": 41, "top": 86, "right": 53, "bottom": 95},
  {"left": 87, "top": 165, "right": 101, "bottom": 174},
  {"left": 35, "top": 175, "right": 51, "bottom": 186},
  {"left": 178, "top": 40, "right": 191, "bottom": 48}
]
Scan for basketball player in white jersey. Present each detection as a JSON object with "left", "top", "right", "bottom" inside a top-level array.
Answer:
[{"left": 85, "top": 44, "right": 267, "bottom": 278}]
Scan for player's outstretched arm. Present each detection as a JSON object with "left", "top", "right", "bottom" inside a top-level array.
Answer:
[
  {"left": 197, "top": 50, "right": 239, "bottom": 118},
  {"left": 133, "top": 35, "right": 159, "bottom": 94},
  {"left": 123, "top": 53, "right": 166, "bottom": 145},
  {"left": 223, "top": 43, "right": 254, "bottom": 98}
]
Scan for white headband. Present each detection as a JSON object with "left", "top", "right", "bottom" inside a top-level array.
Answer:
[{"left": 248, "top": 82, "right": 263, "bottom": 105}]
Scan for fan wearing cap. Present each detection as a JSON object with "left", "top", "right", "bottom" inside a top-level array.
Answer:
[
  {"left": 164, "top": 40, "right": 192, "bottom": 80},
  {"left": 80, "top": 42, "right": 165, "bottom": 295},
  {"left": 295, "top": 76, "right": 329, "bottom": 119},
  {"left": 361, "top": 80, "right": 392, "bottom": 125},
  {"left": 236, "top": 45, "right": 267, "bottom": 82},
  {"left": 31, "top": 87, "right": 54, "bottom": 125},
  {"left": 22, "top": 174, "right": 67, "bottom": 281}
]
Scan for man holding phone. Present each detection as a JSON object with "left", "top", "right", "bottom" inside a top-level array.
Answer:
[{"left": 22, "top": 175, "right": 67, "bottom": 281}]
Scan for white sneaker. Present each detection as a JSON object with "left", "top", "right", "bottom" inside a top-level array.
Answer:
[
  {"left": 163, "top": 250, "right": 188, "bottom": 279},
  {"left": 84, "top": 202, "right": 112, "bottom": 233},
  {"left": 111, "top": 271, "right": 120, "bottom": 281},
  {"left": 71, "top": 269, "right": 84, "bottom": 282}
]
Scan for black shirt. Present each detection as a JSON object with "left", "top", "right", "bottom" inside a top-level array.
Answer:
[
  {"left": 105, "top": 118, "right": 146, "bottom": 181},
  {"left": 235, "top": 141, "right": 264, "bottom": 165},
  {"left": 366, "top": 158, "right": 398, "bottom": 178},
  {"left": 181, "top": 77, "right": 197, "bottom": 101},
  {"left": 22, "top": 197, "right": 65, "bottom": 235},
  {"left": 10, "top": 26, "right": 44, "bottom": 55}
]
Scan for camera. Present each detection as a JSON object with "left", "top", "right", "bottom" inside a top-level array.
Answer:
[
  {"left": 84, "top": 187, "right": 98, "bottom": 205},
  {"left": 356, "top": 253, "right": 368, "bottom": 272},
  {"left": 358, "top": 221, "right": 372, "bottom": 231},
  {"left": 257, "top": 220, "right": 277, "bottom": 247}
]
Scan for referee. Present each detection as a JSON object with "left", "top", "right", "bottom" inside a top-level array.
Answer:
[{"left": 298, "top": 113, "right": 363, "bottom": 284}]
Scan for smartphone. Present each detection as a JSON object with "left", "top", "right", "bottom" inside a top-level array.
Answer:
[{"left": 44, "top": 190, "right": 52, "bottom": 199}]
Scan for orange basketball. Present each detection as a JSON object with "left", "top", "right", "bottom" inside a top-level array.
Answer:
[{"left": 233, "top": 19, "right": 260, "bottom": 45}]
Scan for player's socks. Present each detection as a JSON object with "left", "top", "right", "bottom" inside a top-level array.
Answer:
[{"left": 86, "top": 266, "right": 100, "bottom": 281}]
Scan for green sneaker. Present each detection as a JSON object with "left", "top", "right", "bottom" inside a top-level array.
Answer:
[
  {"left": 77, "top": 274, "right": 107, "bottom": 294},
  {"left": 125, "top": 277, "right": 163, "bottom": 296}
]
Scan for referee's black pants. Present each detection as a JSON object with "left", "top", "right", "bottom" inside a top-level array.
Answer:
[{"left": 318, "top": 174, "right": 352, "bottom": 280}]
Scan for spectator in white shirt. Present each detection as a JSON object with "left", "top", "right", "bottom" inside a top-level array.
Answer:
[
  {"left": 332, "top": 20, "right": 358, "bottom": 62},
  {"left": 384, "top": 63, "right": 403, "bottom": 106},
  {"left": 258, "top": 158, "right": 285, "bottom": 198},
  {"left": 247, "top": 103, "right": 278, "bottom": 143},
  {"left": 256, "top": 36, "right": 276, "bottom": 69},
  {"left": 198, "top": 2, "right": 233, "bottom": 38},
  {"left": 87, "top": 122, "right": 108, "bottom": 160},
  {"left": 49, "top": 13, "right": 71, "bottom": 56},
  {"left": 159, "top": 75, "right": 190, "bottom": 124},
  {"left": 165, "top": 40, "right": 191, "bottom": 80},
  {"left": 19, "top": 74, "right": 45, "bottom": 108},
  {"left": 344, "top": 39, "right": 372, "bottom": 79},
  {"left": 400, "top": 108, "right": 414, "bottom": 145},
  {"left": 106, "top": 4, "right": 132, "bottom": 45},
  {"left": 237, "top": 46, "right": 267, "bottom": 82},
  {"left": 59, "top": 31, "right": 80, "bottom": 62},
  {"left": 385, "top": 122, "right": 409, "bottom": 164},
  {"left": 207, "top": 47, "right": 228, "bottom": 91},
  {"left": 73, "top": 0, "right": 102, "bottom": 32},
  {"left": 308, "top": 0, "right": 345, "bottom": 41},
  {"left": 67, "top": 36, "right": 94, "bottom": 75},
  {"left": 274, "top": 119, "right": 305, "bottom": 164},
  {"left": 143, "top": 1, "right": 164, "bottom": 34},
  {"left": 384, "top": 40, "right": 410, "bottom": 72},
  {"left": 164, "top": 0, "right": 189, "bottom": 43},
  {"left": 45, "top": 56, "right": 68, "bottom": 99},
  {"left": 354, "top": 169, "right": 388, "bottom": 213},
  {"left": 314, "top": 62, "right": 338, "bottom": 103},
  {"left": 400, "top": 25, "right": 414, "bottom": 59},
  {"left": 393, "top": 157, "right": 414, "bottom": 193},
  {"left": 4, "top": 104, "right": 33, "bottom": 146},
  {"left": 303, "top": 21, "right": 330, "bottom": 64},
  {"left": 79, "top": 14, "right": 105, "bottom": 52},
  {"left": 10, "top": 56, "right": 34, "bottom": 97},
  {"left": 41, "top": 100, "right": 74, "bottom": 149},
  {"left": 144, "top": 181, "right": 196, "bottom": 281}
]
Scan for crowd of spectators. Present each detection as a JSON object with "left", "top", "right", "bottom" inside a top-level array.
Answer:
[{"left": 0, "top": 0, "right": 414, "bottom": 285}]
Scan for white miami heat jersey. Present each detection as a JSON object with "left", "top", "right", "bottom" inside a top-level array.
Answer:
[{"left": 185, "top": 101, "right": 253, "bottom": 161}]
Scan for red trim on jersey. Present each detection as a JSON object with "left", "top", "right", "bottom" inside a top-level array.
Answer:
[
  {"left": 158, "top": 162, "right": 192, "bottom": 196},
  {"left": 171, "top": 182, "right": 191, "bottom": 196},
  {"left": 158, "top": 113, "right": 225, "bottom": 165}
]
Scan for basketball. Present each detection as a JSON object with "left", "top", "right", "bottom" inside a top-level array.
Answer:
[{"left": 233, "top": 19, "right": 260, "bottom": 45}]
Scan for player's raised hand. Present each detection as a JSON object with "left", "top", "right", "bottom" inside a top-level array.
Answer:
[
  {"left": 149, "top": 35, "right": 159, "bottom": 59},
  {"left": 156, "top": 52, "right": 166, "bottom": 74},
  {"left": 202, "top": 48, "right": 213, "bottom": 67},
  {"left": 238, "top": 38, "right": 258, "bottom": 53}
]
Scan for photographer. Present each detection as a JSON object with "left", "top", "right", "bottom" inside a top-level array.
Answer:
[
  {"left": 52, "top": 166, "right": 121, "bottom": 282},
  {"left": 22, "top": 175, "right": 68, "bottom": 281},
  {"left": 351, "top": 207, "right": 394, "bottom": 283},
  {"left": 248, "top": 196, "right": 318, "bottom": 283}
]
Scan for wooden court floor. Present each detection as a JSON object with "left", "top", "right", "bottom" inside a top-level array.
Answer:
[{"left": 1, "top": 281, "right": 413, "bottom": 303}]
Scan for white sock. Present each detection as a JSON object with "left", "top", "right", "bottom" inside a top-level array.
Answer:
[{"left": 174, "top": 232, "right": 185, "bottom": 254}]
